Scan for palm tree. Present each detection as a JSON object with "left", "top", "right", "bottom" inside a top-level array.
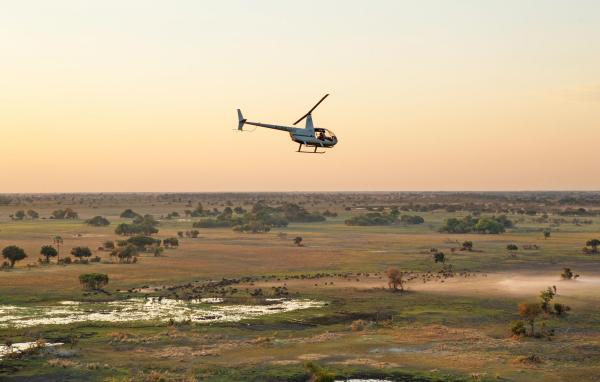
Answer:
[{"left": 52, "top": 236, "right": 63, "bottom": 262}]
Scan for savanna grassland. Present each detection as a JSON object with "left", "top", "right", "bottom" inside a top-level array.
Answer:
[{"left": 1, "top": 192, "right": 600, "bottom": 382}]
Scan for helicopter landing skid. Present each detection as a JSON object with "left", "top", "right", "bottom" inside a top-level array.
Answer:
[{"left": 297, "top": 143, "right": 326, "bottom": 154}]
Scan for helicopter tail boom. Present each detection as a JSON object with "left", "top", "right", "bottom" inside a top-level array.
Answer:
[{"left": 237, "top": 109, "right": 246, "bottom": 130}]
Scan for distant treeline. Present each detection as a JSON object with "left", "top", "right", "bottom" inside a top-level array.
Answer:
[
  {"left": 193, "top": 201, "right": 326, "bottom": 233},
  {"left": 345, "top": 208, "right": 425, "bottom": 226}
]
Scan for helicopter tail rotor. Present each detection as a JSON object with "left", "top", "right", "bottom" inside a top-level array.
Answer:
[{"left": 237, "top": 109, "right": 247, "bottom": 130}]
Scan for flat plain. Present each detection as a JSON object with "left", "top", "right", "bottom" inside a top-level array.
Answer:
[{"left": 1, "top": 192, "right": 600, "bottom": 382}]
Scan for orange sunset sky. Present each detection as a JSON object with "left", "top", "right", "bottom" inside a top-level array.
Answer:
[{"left": 1, "top": 1, "right": 600, "bottom": 192}]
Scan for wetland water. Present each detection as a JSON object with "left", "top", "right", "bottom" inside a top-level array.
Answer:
[
  {"left": 0, "top": 342, "right": 63, "bottom": 360},
  {"left": 0, "top": 298, "right": 324, "bottom": 329}
]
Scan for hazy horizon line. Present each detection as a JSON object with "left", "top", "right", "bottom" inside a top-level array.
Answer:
[{"left": 2, "top": 190, "right": 600, "bottom": 195}]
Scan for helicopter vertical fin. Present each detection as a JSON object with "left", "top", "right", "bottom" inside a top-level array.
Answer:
[
  {"left": 237, "top": 109, "right": 246, "bottom": 130},
  {"left": 305, "top": 114, "right": 314, "bottom": 130}
]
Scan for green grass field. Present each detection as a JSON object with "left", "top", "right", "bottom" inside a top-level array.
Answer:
[{"left": 1, "top": 193, "right": 600, "bottom": 381}]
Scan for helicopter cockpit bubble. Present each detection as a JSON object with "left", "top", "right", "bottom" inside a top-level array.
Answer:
[{"left": 315, "top": 128, "right": 336, "bottom": 141}]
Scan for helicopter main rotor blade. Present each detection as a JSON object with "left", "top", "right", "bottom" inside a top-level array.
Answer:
[{"left": 293, "top": 94, "right": 329, "bottom": 125}]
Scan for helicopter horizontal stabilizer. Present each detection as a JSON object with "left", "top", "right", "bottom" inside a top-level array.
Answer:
[{"left": 237, "top": 109, "right": 246, "bottom": 130}]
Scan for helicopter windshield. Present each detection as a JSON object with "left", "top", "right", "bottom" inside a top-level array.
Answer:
[{"left": 315, "top": 128, "right": 336, "bottom": 141}]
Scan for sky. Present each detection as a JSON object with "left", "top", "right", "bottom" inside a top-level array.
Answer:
[{"left": 1, "top": 0, "right": 600, "bottom": 192}]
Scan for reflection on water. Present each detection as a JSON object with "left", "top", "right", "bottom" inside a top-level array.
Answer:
[{"left": 0, "top": 298, "right": 324, "bottom": 328}]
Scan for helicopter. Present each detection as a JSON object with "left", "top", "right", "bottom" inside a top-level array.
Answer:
[{"left": 236, "top": 94, "right": 337, "bottom": 153}]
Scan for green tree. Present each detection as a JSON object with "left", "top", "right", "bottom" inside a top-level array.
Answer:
[
  {"left": 127, "top": 235, "right": 160, "bottom": 249},
  {"left": 85, "top": 216, "right": 110, "bottom": 226},
  {"left": 111, "top": 245, "right": 138, "bottom": 263},
  {"left": 2, "top": 246, "right": 27, "bottom": 268},
  {"left": 13, "top": 210, "right": 26, "bottom": 220},
  {"left": 539, "top": 287, "right": 556, "bottom": 313},
  {"left": 40, "top": 245, "right": 58, "bottom": 263},
  {"left": 474, "top": 218, "right": 505, "bottom": 234},
  {"left": 79, "top": 273, "right": 109, "bottom": 290},
  {"left": 71, "top": 246, "right": 92, "bottom": 259},
  {"left": 51, "top": 208, "right": 78, "bottom": 219},
  {"left": 119, "top": 209, "right": 140, "bottom": 219},
  {"left": 26, "top": 209, "right": 39, "bottom": 219},
  {"left": 507, "top": 244, "right": 519, "bottom": 251},
  {"left": 518, "top": 303, "right": 543, "bottom": 337}
]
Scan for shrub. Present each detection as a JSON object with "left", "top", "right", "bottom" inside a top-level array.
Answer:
[
  {"left": 511, "top": 321, "right": 527, "bottom": 337},
  {"left": 163, "top": 237, "right": 179, "bottom": 248},
  {"left": 553, "top": 303, "right": 570, "bottom": 316},
  {"left": 350, "top": 319, "right": 368, "bottom": 331},
  {"left": 305, "top": 362, "right": 335, "bottom": 382},
  {"left": 461, "top": 241, "right": 473, "bottom": 251},
  {"left": 27, "top": 209, "right": 39, "bottom": 219},
  {"left": 400, "top": 214, "right": 425, "bottom": 224},
  {"left": 433, "top": 251, "right": 445, "bottom": 263},
  {"left": 585, "top": 239, "right": 600, "bottom": 253},
  {"left": 59, "top": 256, "right": 72, "bottom": 265},
  {"left": 507, "top": 244, "right": 519, "bottom": 251},
  {"left": 561, "top": 268, "right": 574, "bottom": 280},
  {"left": 515, "top": 354, "right": 542, "bottom": 364},
  {"left": 166, "top": 211, "right": 180, "bottom": 219}
]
